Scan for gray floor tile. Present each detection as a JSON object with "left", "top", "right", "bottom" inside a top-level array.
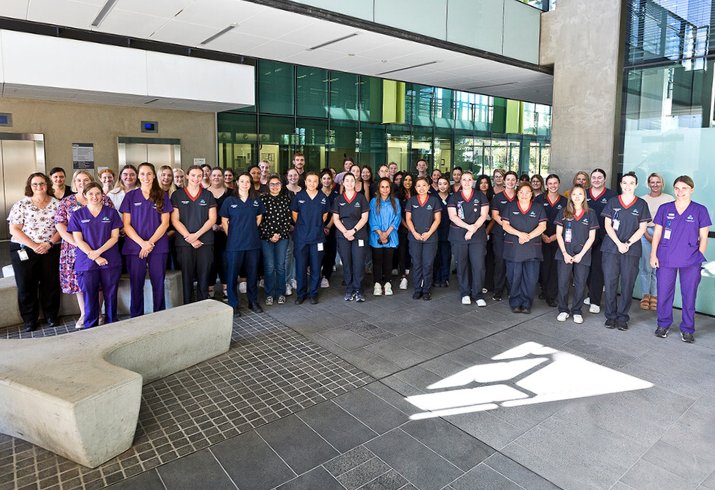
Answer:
[
  {"left": 382, "top": 366, "right": 443, "bottom": 395},
  {"left": 106, "top": 470, "right": 165, "bottom": 490},
  {"left": 336, "top": 457, "right": 392, "bottom": 490},
  {"left": 366, "top": 429, "right": 462, "bottom": 490},
  {"left": 333, "top": 387, "right": 410, "bottom": 434},
  {"left": 319, "top": 327, "right": 381, "bottom": 351},
  {"left": 484, "top": 453, "right": 560, "bottom": 490},
  {"left": 640, "top": 439, "right": 715, "bottom": 485},
  {"left": 702, "top": 470, "right": 715, "bottom": 490},
  {"left": 360, "top": 470, "right": 409, "bottom": 490},
  {"left": 276, "top": 467, "right": 344, "bottom": 490},
  {"left": 450, "top": 463, "right": 522, "bottom": 490},
  {"left": 297, "top": 401, "right": 378, "bottom": 452},
  {"left": 210, "top": 431, "right": 295, "bottom": 490},
  {"left": 340, "top": 349, "right": 403, "bottom": 378},
  {"left": 157, "top": 449, "right": 237, "bottom": 490},
  {"left": 448, "top": 410, "right": 528, "bottom": 451},
  {"left": 402, "top": 418, "right": 495, "bottom": 471},
  {"left": 619, "top": 460, "right": 692, "bottom": 490},
  {"left": 257, "top": 415, "right": 339, "bottom": 474},
  {"left": 324, "top": 446, "right": 376, "bottom": 477},
  {"left": 364, "top": 381, "right": 423, "bottom": 417}
]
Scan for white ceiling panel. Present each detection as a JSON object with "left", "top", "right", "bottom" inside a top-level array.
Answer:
[
  {"left": 27, "top": 0, "right": 100, "bottom": 29},
  {"left": 320, "top": 31, "right": 398, "bottom": 55},
  {"left": 284, "top": 48, "right": 349, "bottom": 67},
  {"left": 358, "top": 41, "right": 430, "bottom": 62},
  {"left": 243, "top": 40, "right": 308, "bottom": 60},
  {"left": 276, "top": 22, "right": 356, "bottom": 48},
  {"left": 232, "top": 8, "right": 317, "bottom": 39},
  {"left": 307, "top": 54, "right": 380, "bottom": 73},
  {"left": 114, "top": 0, "right": 197, "bottom": 19},
  {"left": 174, "top": 0, "right": 265, "bottom": 28},
  {"left": 0, "top": 0, "right": 29, "bottom": 18},
  {"left": 94, "top": 9, "right": 170, "bottom": 38},
  {"left": 202, "top": 30, "right": 271, "bottom": 54},
  {"left": 150, "top": 19, "right": 217, "bottom": 45}
]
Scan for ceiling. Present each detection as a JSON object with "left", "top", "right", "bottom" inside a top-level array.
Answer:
[{"left": 0, "top": 0, "right": 554, "bottom": 106}]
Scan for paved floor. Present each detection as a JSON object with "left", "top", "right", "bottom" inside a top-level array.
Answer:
[{"left": 2, "top": 269, "right": 715, "bottom": 490}]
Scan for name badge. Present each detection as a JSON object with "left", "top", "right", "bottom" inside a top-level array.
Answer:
[
  {"left": 317, "top": 242, "right": 324, "bottom": 252},
  {"left": 564, "top": 228, "right": 572, "bottom": 244},
  {"left": 358, "top": 239, "right": 364, "bottom": 247},
  {"left": 18, "top": 249, "right": 29, "bottom": 261},
  {"left": 612, "top": 219, "right": 620, "bottom": 231},
  {"left": 663, "top": 229, "right": 671, "bottom": 240}
]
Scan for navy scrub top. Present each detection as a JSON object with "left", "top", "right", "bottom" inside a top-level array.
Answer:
[
  {"left": 535, "top": 193, "right": 567, "bottom": 236},
  {"left": 600, "top": 196, "right": 651, "bottom": 257},
  {"left": 586, "top": 187, "right": 617, "bottom": 242},
  {"left": 447, "top": 190, "right": 490, "bottom": 244},
  {"left": 290, "top": 189, "right": 331, "bottom": 244},
  {"left": 171, "top": 187, "right": 217, "bottom": 247},
  {"left": 406, "top": 194, "right": 442, "bottom": 243},
  {"left": 219, "top": 195, "right": 266, "bottom": 251},
  {"left": 490, "top": 190, "right": 516, "bottom": 238},
  {"left": 436, "top": 194, "right": 451, "bottom": 241},
  {"left": 67, "top": 205, "right": 123, "bottom": 271},
  {"left": 653, "top": 201, "right": 711, "bottom": 268},
  {"left": 332, "top": 192, "right": 369, "bottom": 241},
  {"left": 502, "top": 200, "right": 547, "bottom": 262},
  {"left": 554, "top": 208, "right": 600, "bottom": 266},
  {"left": 323, "top": 185, "right": 340, "bottom": 224}
]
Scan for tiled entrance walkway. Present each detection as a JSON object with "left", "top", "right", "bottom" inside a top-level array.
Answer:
[{"left": 2, "top": 270, "right": 715, "bottom": 490}]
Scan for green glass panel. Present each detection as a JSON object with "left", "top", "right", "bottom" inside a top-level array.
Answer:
[
  {"left": 258, "top": 115, "right": 296, "bottom": 174},
  {"left": 434, "top": 130, "right": 453, "bottom": 175},
  {"left": 295, "top": 118, "right": 328, "bottom": 171},
  {"left": 455, "top": 92, "right": 474, "bottom": 131},
  {"left": 411, "top": 127, "right": 433, "bottom": 171},
  {"left": 217, "top": 113, "right": 257, "bottom": 172},
  {"left": 359, "top": 123, "right": 387, "bottom": 169},
  {"left": 330, "top": 72, "right": 359, "bottom": 120},
  {"left": 296, "top": 66, "right": 328, "bottom": 118},
  {"left": 258, "top": 60, "right": 294, "bottom": 116},
  {"left": 386, "top": 126, "right": 411, "bottom": 172},
  {"left": 435, "top": 88, "right": 454, "bottom": 128},
  {"left": 409, "top": 84, "right": 434, "bottom": 127},
  {"left": 475, "top": 95, "right": 492, "bottom": 132},
  {"left": 330, "top": 120, "right": 359, "bottom": 169},
  {"left": 359, "top": 76, "right": 383, "bottom": 123}
]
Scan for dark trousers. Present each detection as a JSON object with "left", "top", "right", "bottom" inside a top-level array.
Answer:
[
  {"left": 295, "top": 242, "right": 324, "bottom": 298},
  {"left": 602, "top": 252, "right": 640, "bottom": 322},
  {"left": 78, "top": 267, "right": 122, "bottom": 328},
  {"left": 10, "top": 244, "right": 61, "bottom": 323},
  {"left": 453, "top": 240, "right": 486, "bottom": 299},
  {"left": 372, "top": 247, "right": 395, "bottom": 285},
  {"left": 557, "top": 259, "right": 589, "bottom": 315},
  {"left": 396, "top": 231, "right": 410, "bottom": 276},
  {"left": 176, "top": 245, "right": 214, "bottom": 304},
  {"left": 227, "top": 249, "right": 260, "bottom": 307},
  {"left": 126, "top": 252, "right": 168, "bottom": 318},
  {"left": 540, "top": 241, "right": 559, "bottom": 300},
  {"left": 433, "top": 240, "right": 451, "bottom": 282},
  {"left": 338, "top": 238, "right": 366, "bottom": 294},
  {"left": 506, "top": 259, "right": 540, "bottom": 309},
  {"left": 657, "top": 265, "right": 702, "bottom": 333},
  {"left": 321, "top": 229, "right": 337, "bottom": 280},
  {"left": 493, "top": 235, "right": 507, "bottom": 293},
  {"left": 409, "top": 241, "right": 438, "bottom": 293},
  {"left": 588, "top": 241, "right": 605, "bottom": 306},
  {"left": 484, "top": 238, "right": 495, "bottom": 291}
]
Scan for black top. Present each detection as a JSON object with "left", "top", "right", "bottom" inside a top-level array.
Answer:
[
  {"left": 490, "top": 190, "right": 517, "bottom": 238},
  {"left": 502, "top": 200, "right": 547, "bottom": 262},
  {"left": 170, "top": 188, "right": 217, "bottom": 247},
  {"left": 259, "top": 193, "right": 292, "bottom": 240},
  {"left": 600, "top": 196, "right": 651, "bottom": 257},
  {"left": 586, "top": 187, "right": 617, "bottom": 242},
  {"left": 436, "top": 193, "right": 451, "bottom": 241},
  {"left": 322, "top": 185, "right": 341, "bottom": 224},
  {"left": 54, "top": 187, "right": 76, "bottom": 200},
  {"left": 447, "top": 189, "right": 489, "bottom": 244},
  {"left": 554, "top": 208, "right": 599, "bottom": 266},
  {"left": 331, "top": 192, "right": 369, "bottom": 241},
  {"left": 406, "top": 195, "right": 442, "bottom": 243},
  {"left": 212, "top": 189, "right": 231, "bottom": 251},
  {"left": 534, "top": 193, "right": 568, "bottom": 236}
]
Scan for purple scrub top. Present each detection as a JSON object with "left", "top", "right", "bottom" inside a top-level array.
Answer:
[
  {"left": 654, "top": 201, "right": 711, "bottom": 268},
  {"left": 67, "top": 205, "right": 123, "bottom": 271},
  {"left": 119, "top": 188, "right": 173, "bottom": 255}
]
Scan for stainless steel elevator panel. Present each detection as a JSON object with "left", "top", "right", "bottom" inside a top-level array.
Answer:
[
  {"left": 118, "top": 137, "right": 181, "bottom": 169},
  {"left": 0, "top": 134, "right": 46, "bottom": 240}
]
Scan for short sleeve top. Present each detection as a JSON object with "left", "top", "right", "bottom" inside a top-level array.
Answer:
[
  {"left": 447, "top": 190, "right": 489, "bottom": 244},
  {"left": 332, "top": 192, "right": 369, "bottom": 241},
  {"left": 534, "top": 193, "right": 568, "bottom": 236},
  {"left": 406, "top": 194, "right": 442, "bottom": 243},
  {"left": 554, "top": 208, "right": 599, "bottom": 266},
  {"left": 653, "top": 201, "right": 711, "bottom": 268},
  {"left": 290, "top": 190, "right": 331, "bottom": 244},
  {"left": 170, "top": 187, "right": 217, "bottom": 247},
  {"left": 502, "top": 200, "right": 547, "bottom": 262},
  {"left": 600, "top": 196, "right": 651, "bottom": 257},
  {"left": 7, "top": 196, "right": 60, "bottom": 244},
  {"left": 119, "top": 189, "right": 174, "bottom": 255},
  {"left": 67, "top": 205, "right": 123, "bottom": 271},
  {"left": 490, "top": 190, "right": 517, "bottom": 237},
  {"left": 586, "top": 187, "right": 618, "bottom": 241},
  {"left": 219, "top": 196, "right": 266, "bottom": 251}
]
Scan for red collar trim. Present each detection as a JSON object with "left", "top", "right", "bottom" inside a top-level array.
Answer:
[
  {"left": 504, "top": 191, "right": 516, "bottom": 202},
  {"left": 518, "top": 202, "right": 532, "bottom": 214},
  {"left": 418, "top": 195, "right": 429, "bottom": 206},
  {"left": 461, "top": 189, "right": 473, "bottom": 201},
  {"left": 185, "top": 187, "right": 201, "bottom": 202},
  {"left": 343, "top": 191, "right": 356, "bottom": 204},
  {"left": 452, "top": 184, "right": 461, "bottom": 193},
  {"left": 574, "top": 209, "right": 585, "bottom": 220},
  {"left": 590, "top": 187, "right": 606, "bottom": 200},
  {"left": 547, "top": 194, "right": 561, "bottom": 207},
  {"left": 619, "top": 195, "right": 636, "bottom": 209}
]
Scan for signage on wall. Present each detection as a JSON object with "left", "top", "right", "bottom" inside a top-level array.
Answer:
[
  {"left": 73, "top": 143, "right": 95, "bottom": 171},
  {"left": 193, "top": 158, "right": 206, "bottom": 166}
]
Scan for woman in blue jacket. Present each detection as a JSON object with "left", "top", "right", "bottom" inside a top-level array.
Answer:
[{"left": 369, "top": 178, "right": 401, "bottom": 296}]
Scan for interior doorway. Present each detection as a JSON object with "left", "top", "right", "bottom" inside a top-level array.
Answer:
[{"left": 118, "top": 137, "right": 181, "bottom": 169}]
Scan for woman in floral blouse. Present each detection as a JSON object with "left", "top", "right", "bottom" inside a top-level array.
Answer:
[
  {"left": 259, "top": 174, "right": 292, "bottom": 305},
  {"left": 8, "top": 173, "right": 62, "bottom": 332}
]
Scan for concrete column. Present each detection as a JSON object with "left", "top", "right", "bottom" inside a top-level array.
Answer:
[{"left": 540, "top": 0, "right": 627, "bottom": 188}]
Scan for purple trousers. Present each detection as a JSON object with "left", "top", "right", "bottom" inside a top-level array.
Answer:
[
  {"left": 78, "top": 267, "right": 122, "bottom": 328},
  {"left": 656, "top": 265, "right": 702, "bottom": 333},
  {"left": 126, "top": 253, "right": 167, "bottom": 317}
]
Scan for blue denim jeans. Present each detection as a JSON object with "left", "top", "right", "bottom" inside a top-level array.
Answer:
[{"left": 262, "top": 239, "right": 289, "bottom": 298}]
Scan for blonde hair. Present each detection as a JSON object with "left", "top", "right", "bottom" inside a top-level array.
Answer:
[{"left": 70, "top": 170, "right": 95, "bottom": 193}]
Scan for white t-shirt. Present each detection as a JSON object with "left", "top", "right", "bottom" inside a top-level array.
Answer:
[{"left": 641, "top": 192, "right": 674, "bottom": 227}]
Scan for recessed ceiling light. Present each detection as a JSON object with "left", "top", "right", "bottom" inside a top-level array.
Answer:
[
  {"left": 200, "top": 24, "right": 238, "bottom": 45},
  {"left": 377, "top": 61, "right": 439, "bottom": 76},
  {"left": 308, "top": 33, "right": 358, "bottom": 51},
  {"left": 91, "top": 0, "right": 119, "bottom": 27}
]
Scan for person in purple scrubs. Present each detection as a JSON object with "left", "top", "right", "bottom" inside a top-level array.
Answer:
[
  {"left": 650, "top": 175, "right": 711, "bottom": 343},
  {"left": 68, "top": 182, "right": 122, "bottom": 328},
  {"left": 119, "top": 162, "right": 173, "bottom": 317}
]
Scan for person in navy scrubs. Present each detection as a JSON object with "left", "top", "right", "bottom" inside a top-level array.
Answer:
[
  {"left": 290, "top": 172, "right": 330, "bottom": 304},
  {"left": 171, "top": 165, "right": 217, "bottom": 305},
  {"left": 601, "top": 171, "right": 650, "bottom": 331},
  {"left": 534, "top": 174, "right": 567, "bottom": 307},
  {"left": 68, "top": 182, "right": 122, "bottom": 328},
  {"left": 319, "top": 169, "right": 340, "bottom": 289},
  {"left": 501, "top": 182, "right": 547, "bottom": 314},
  {"left": 405, "top": 176, "right": 442, "bottom": 300},
  {"left": 448, "top": 171, "right": 490, "bottom": 306},
  {"left": 332, "top": 172, "right": 370, "bottom": 302},
  {"left": 651, "top": 175, "right": 711, "bottom": 343},
  {"left": 554, "top": 185, "right": 599, "bottom": 324},
  {"left": 221, "top": 173, "right": 266, "bottom": 316},
  {"left": 585, "top": 168, "right": 617, "bottom": 314},
  {"left": 433, "top": 176, "right": 452, "bottom": 288},
  {"left": 120, "top": 162, "right": 173, "bottom": 317},
  {"left": 490, "top": 170, "right": 518, "bottom": 301}
]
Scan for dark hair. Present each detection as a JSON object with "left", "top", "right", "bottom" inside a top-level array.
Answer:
[
  {"left": 200, "top": 163, "right": 211, "bottom": 170},
  {"left": 224, "top": 168, "right": 235, "bottom": 177},
  {"left": 415, "top": 176, "right": 431, "bottom": 187},
  {"left": 137, "top": 162, "right": 166, "bottom": 213},
  {"left": 544, "top": 173, "right": 560, "bottom": 184},
  {"left": 591, "top": 168, "right": 607, "bottom": 179},
  {"left": 673, "top": 175, "right": 695, "bottom": 188},
  {"left": 375, "top": 178, "right": 398, "bottom": 216},
  {"left": 304, "top": 171, "right": 319, "bottom": 187},
  {"left": 398, "top": 172, "right": 415, "bottom": 201},
  {"left": 437, "top": 175, "right": 451, "bottom": 188},
  {"left": 267, "top": 173, "right": 286, "bottom": 196},
  {"left": 564, "top": 185, "right": 590, "bottom": 220},
  {"left": 477, "top": 175, "right": 494, "bottom": 202},
  {"left": 25, "top": 172, "right": 52, "bottom": 197},
  {"left": 49, "top": 167, "right": 65, "bottom": 177},
  {"left": 247, "top": 165, "right": 258, "bottom": 173},
  {"left": 453, "top": 166, "right": 463, "bottom": 173},
  {"left": 361, "top": 165, "right": 374, "bottom": 186},
  {"left": 234, "top": 172, "right": 259, "bottom": 199},
  {"left": 82, "top": 182, "right": 103, "bottom": 197},
  {"left": 515, "top": 182, "right": 534, "bottom": 201},
  {"left": 186, "top": 165, "right": 203, "bottom": 176},
  {"left": 622, "top": 171, "right": 638, "bottom": 184},
  {"left": 519, "top": 174, "right": 530, "bottom": 182},
  {"left": 344, "top": 157, "right": 355, "bottom": 166},
  {"left": 114, "top": 164, "right": 138, "bottom": 192},
  {"left": 320, "top": 169, "right": 334, "bottom": 184},
  {"left": 505, "top": 171, "right": 518, "bottom": 180}
]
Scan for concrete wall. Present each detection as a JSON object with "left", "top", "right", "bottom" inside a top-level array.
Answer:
[
  {"left": 540, "top": 0, "right": 626, "bottom": 188},
  {"left": 1, "top": 97, "right": 216, "bottom": 176}
]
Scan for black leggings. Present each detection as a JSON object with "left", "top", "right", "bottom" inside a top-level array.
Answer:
[{"left": 372, "top": 247, "right": 395, "bottom": 285}]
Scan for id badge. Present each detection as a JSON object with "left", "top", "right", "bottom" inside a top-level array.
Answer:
[
  {"left": 317, "top": 242, "right": 324, "bottom": 252},
  {"left": 564, "top": 228, "right": 572, "bottom": 244},
  {"left": 18, "top": 249, "right": 29, "bottom": 261},
  {"left": 612, "top": 219, "right": 620, "bottom": 231},
  {"left": 663, "top": 228, "right": 671, "bottom": 240},
  {"left": 358, "top": 239, "right": 364, "bottom": 247}
]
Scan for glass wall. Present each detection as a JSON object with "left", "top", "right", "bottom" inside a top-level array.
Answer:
[{"left": 219, "top": 59, "right": 551, "bottom": 177}]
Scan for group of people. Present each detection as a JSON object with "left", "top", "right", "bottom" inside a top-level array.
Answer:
[{"left": 8, "top": 156, "right": 710, "bottom": 343}]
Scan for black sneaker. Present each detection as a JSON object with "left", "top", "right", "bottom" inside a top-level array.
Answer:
[
  {"left": 546, "top": 299, "right": 557, "bottom": 308},
  {"left": 493, "top": 292, "right": 503, "bottom": 301},
  {"left": 249, "top": 303, "right": 263, "bottom": 314},
  {"left": 23, "top": 321, "right": 38, "bottom": 332},
  {"left": 233, "top": 307, "right": 241, "bottom": 317},
  {"left": 681, "top": 331, "right": 695, "bottom": 343},
  {"left": 47, "top": 317, "right": 60, "bottom": 327},
  {"left": 422, "top": 293, "right": 431, "bottom": 301},
  {"left": 295, "top": 297, "right": 305, "bottom": 305},
  {"left": 538, "top": 292, "right": 546, "bottom": 300},
  {"left": 309, "top": 297, "right": 319, "bottom": 305},
  {"left": 511, "top": 306, "right": 522, "bottom": 313},
  {"left": 412, "top": 292, "right": 423, "bottom": 300},
  {"left": 605, "top": 319, "right": 616, "bottom": 329},
  {"left": 617, "top": 321, "right": 629, "bottom": 331},
  {"left": 654, "top": 327, "right": 668, "bottom": 338},
  {"left": 522, "top": 307, "right": 531, "bottom": 314}
]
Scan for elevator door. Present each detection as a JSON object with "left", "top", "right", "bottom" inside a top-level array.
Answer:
[
  {"left": 0, "top": 134, "right": 46, "bottom": 240},
  {"left": 118, "top": 137, "right": 181, "bottom": 169}
]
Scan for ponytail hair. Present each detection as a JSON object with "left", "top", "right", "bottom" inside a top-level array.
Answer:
[{"left": 137, "top": 162, "right": 165, "bottom": 213}]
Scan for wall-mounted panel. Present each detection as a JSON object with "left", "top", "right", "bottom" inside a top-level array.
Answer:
[
  {"left": 375, "top": 0, "right": 447, "bottom": 41},
  {"left": 503, "top": 0, "right": 541, "bottom": 64},
  {"left": 447, "top": 0, "right": 504, "bottom": 55}
]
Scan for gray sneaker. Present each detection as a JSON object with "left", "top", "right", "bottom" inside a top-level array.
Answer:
[
  {"left": 681, "top": 331, "right": 695, "bottom": 343},
  {"left": 355, "top": 291, "right": 366, "bottom": 303},
  {"left": 277, "top": 296, "right": 286, "bottom": 304},
  {"left": 654, "top": 327, "right": 668, "bottom": 338},
  {"left": 265, "top": 296, "right": 273, "bottom": 306}
]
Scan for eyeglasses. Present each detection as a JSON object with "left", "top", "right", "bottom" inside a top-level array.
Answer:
[
  {"left": 31, "top": 183, "right": 47, "bottom": 187},
  {"left": 269, "top": 183, "right": 281, "bottom": 187}
]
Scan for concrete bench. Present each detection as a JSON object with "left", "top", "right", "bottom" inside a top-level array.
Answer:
[
  {"left": 0, "top": 271, "right": 183, "bottom": 328},
  {"left": 0, "top": 300, "right": 233, "bottom": 468}
]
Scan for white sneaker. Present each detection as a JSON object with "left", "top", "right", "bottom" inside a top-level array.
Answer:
[
  {"left": 320, "top": 277, "right": 330, "bottom": 288},
  {"left": 258, "top": 279, "right": 264, "bottom": 288},
  {"left": 239, "top": 282, "right": 247, "bottom": 294},
  {"left": 573, "top": 314, "right": 584, "bottom": 324},
  {"left": 557, "top": 312, "right": 569, "bottom": 322},
  {"left": 399, "top": 278, "right": 408, "bottom": 290},
  {"left": 291, "top": 279, "right": 297, "bottom": 290},
  {"left": 462, "top": 296, "right": 472, "bottom": 305},
  {"left": 384, "top": 283, "right": 393, "bottom": 296},
  {"left": 285, "top": 284, "right": 293, "bottom": 296},
  {"left": 405, "top": 269, "right": 410, "bottom": 275},
  {"left": 589, "top": 304, "right": 600, "bottom": 314},
  {"left": 476, "top": 299, "right": 487, "bottom": 307},
  {"left": 584, "top": 297, "right": 591, "bottom": 305},
  {"left": 374, "top": 283, "right": 383, "bottom": 296}
]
